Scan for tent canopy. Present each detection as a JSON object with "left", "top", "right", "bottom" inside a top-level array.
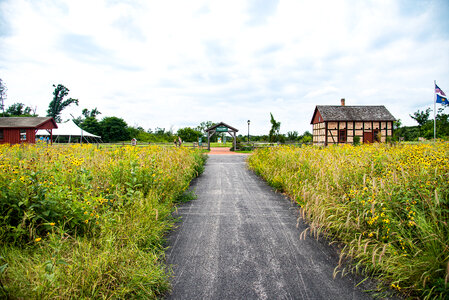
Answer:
[{"left": 37, "top": 120, "right": 101, "bottom": 139}]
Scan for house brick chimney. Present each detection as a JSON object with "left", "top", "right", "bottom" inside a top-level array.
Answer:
[{"left": 341, "top": 98, "right": 345, "bottom": 106}]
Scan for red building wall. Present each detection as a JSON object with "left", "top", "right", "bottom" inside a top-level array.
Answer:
[{"left": 0, "top": 128, "right": 36, "bottom": 144}]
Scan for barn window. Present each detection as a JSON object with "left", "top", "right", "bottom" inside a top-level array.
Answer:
[
  {"left": 338, "top": 129, "right": 347, "bottom": 143},
  {"left": 20, "top": 129, "right": 26, "bottom": 141},
  {"left": 0, "top": 129, "right": 3, "bottom": 140}
]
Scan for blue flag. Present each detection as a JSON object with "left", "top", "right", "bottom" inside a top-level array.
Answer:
[{"left": 435, "top": 83, "right": 448, "bottom": 105}]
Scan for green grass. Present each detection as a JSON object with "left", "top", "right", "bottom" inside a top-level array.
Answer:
[
  {"left": 0, "top": 144, "right": 206, "bottom": 298},
  {"left": 248, "top": 143, "right": 449, "bottom": 299},
  {"left": 209, "top": 142, "right": 232, "bottom": 147}
]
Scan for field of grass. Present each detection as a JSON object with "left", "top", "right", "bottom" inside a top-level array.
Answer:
[
  {"left": 0, "top": 143, "right": 206, "bottom": 298},
  {"left": 248, "top": 143, "right": 449, "bottom": 299}
]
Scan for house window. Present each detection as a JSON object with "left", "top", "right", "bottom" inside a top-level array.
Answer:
[
  {"left": 20, "top": 129, "right": 26, "bottom": 141},
  {"left": 338, "top": 129, "right": 347, "bottom": 143},
  {"left": 0, "top": 129, "right": 3, "bottom": 140},
  {"left": 373, "top": 130, "right": 380, "bottom": 142}
]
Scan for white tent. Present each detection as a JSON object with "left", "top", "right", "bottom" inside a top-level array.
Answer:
[{"left": 37, "top": 120, "right": 102, "bottom": 143}]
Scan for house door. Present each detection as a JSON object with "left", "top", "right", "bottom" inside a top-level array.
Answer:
[{"left": 363, "top": 131, "right": 373, "bottom": 143}]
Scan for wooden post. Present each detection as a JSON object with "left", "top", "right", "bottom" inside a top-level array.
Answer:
[{"left": 207, "top": 130, "right": 210, "bottom": 150}]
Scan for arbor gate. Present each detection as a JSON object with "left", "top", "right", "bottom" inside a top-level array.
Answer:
[{"left": 205, "top": 122, "right": 239, "bottom": 151}]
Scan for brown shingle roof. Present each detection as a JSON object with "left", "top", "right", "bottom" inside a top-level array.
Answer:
[
  {"left": 0, "top": 117, "right": 57, "bottom": 128},
  {"left": 311, "top": 106, "right": 395, "bottom": 124}
]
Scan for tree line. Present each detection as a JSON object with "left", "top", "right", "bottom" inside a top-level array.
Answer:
[
  {"left": 4, "top": 79, "right": 442, "bottom": 143},
  {"left": 394, "top": 106, "right": 449, "bottom": 141}
]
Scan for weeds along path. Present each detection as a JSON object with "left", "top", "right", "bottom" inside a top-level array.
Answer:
[{"left": 165, "top": 155, "right": 376, "bottom": 299}]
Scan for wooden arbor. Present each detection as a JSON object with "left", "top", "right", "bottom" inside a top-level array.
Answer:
[{"left": 205, "top": 122, "right": 239, "bottom": 151}]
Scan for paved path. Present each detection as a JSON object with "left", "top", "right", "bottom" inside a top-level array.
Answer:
[
  {"left": 208, "top": 147, "right": 248, "bottom": 155},
  {"left": 165, "top": 155, "right": 375, "bottom": 299}
]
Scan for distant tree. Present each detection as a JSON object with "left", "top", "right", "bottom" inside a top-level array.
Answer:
[
  {"left": 195, "top": 121, "right": 217, "bottom": 142},
  {"left": 177, "top": 127, "right": 203, "bottom": 142},
  {"left": 300, "top": 131, "right": 313, "bottom": 143},
  {"left": 82, "top": 108, "right": 101, "bottom": 118},
  {"left": 46, "top": 84, "right": 79, "bottom": 122},
  {"left": 0, "top": 78, "right": 7, "bottom": 115},
  {"left": 278, "top": 134, "right": 286, "bottom": 143},
  {"left": 195, "top": 121, "right": 214, "bottom": 134},
  {"left": 5, "top": 102, "right": 34, "bottom": 116},
  {"left": 80, "top": 117, "right": 102, "bottom": 136},
  {"left": 99, "top": 117, "right": 129, "bottom": 142},
  {"left": 287, "top": 131, "right": 299, "bottom": 141},
  {"left": 435, "top": 110, "right": 449, "bottom": 138},
  {"left": 268, "top": 113, "right": 281, "bottom": 143},
  {"left": 410, "top": 108, "right": 431, "bottom": 127}
]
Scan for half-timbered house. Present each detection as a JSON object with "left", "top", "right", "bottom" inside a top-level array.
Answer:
[{"left": 311, "top": 99, "right": 395, "bottom": 146}]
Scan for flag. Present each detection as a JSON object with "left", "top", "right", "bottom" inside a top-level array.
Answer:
[{"left": 435, "top": 83, "right": 448, "bottom": 105}]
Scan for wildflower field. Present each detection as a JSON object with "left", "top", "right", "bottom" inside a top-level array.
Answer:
[
  {"left": 248, "top": 143, "right": 449, "bottom": 299},
  {"left": 0, "top": 143, "right": 205, "bottom": 298}
]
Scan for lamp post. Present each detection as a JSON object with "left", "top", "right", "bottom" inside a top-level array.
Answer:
[{"left": 247, "top": 120, "right": 250, "bottom": 143}]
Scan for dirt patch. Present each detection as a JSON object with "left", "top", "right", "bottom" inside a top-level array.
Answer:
[{"left": 208, "top": 147, "right": 249, "bottom": 155}]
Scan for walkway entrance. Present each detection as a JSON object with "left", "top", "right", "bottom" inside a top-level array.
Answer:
[
  {"left": 205, "top": 122, "right": 239, "bottom": 151},
  {"left": 165, "top": 155, "right": 376, "bottom": 299}
]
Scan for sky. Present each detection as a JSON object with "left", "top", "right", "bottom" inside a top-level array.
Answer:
[{"left": 1, "top": 0, "right": 449, "bottom": 135}]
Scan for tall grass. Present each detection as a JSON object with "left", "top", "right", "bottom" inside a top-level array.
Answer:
[
  {"left": 0, "top": 143, "right": 206, "bottom": 298},
  {"left": 248, "top": 143, "right": 449, "bottom": 299}
]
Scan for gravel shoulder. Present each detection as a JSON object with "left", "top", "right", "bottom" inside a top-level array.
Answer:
[{"left": 165, "top": 155, "right": 377, "bottom": 299}]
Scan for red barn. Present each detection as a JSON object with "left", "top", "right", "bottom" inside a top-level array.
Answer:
[{"left": 0, "top": 117, "right": 58, "bottom": 145}]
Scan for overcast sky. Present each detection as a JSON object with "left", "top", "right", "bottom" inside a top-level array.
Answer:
[{"left": 1, "top": 0, "right": 448, "bottom": 135}]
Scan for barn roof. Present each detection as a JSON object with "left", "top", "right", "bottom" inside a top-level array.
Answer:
[
  {"left": 0, "top": 117, "right": 58, "bottom": 129},
  {"left": 311, "top": 106, "right": 395, "bottom": 124}
]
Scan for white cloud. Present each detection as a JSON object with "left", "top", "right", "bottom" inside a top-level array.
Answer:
[{"left": 1, "top": 0, "right": 449, "bottom": 135}]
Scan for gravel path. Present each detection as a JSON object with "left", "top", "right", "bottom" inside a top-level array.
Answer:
[{"left": 165, "top": 155, "right": 376, "bottom": 299}]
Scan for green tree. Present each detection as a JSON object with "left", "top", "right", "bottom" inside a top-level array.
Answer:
[
  {"left": 5, "top": 102, "right": 34, "bottom": 116},
  {"left": 80, "top": 117, "right": 102, "bottom": 136},
  {"left": 177, "top": 127, "right": 203, "bottom": 142},
  {"left": 299, "top": 131, "right": 313, "bottom": 143},
  {"left": 195, "top": 121, "right": 214, "bottom": 134},
  {"left": 435, "top": 111, "right": 449, "bottom": 137},
  {"left": 82, "top": 108, "right": 101, "bottom": 118},
  {"left": 287, "top": 131, "right": 299, "bottom": 141},
  {"left": 195, "top": 121, "right": 216, "bottom": 142},
  {"left": 46, "top": 84, "right": 79, "bottom": 122},
  {"left": 99, "top": 117, "right": 129, "bottom": 142},
  {"left": 268, "top": 113, "right": 281, "bottom": 143},
  {"left": 410, "top": 108, "right": 431, "bottom": 127}
]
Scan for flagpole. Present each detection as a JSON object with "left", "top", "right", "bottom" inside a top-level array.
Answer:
[{"left": 434, "top": 80, "right": 436, "bottom": 142}]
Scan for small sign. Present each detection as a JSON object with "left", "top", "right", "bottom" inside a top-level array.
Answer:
[
  {"left": 216, "top": 126, "right": 228, "bottom": 132},
  {"left": 131, "top": 138, "right": 137, "bottom": 146},
  {"left": 198, "top": 137, "right": 202, "bottom": 146}
]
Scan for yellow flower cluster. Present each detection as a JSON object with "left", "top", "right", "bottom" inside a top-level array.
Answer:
[
  {"left": 0, "top": 143, "right": 204, "bottom": 243},
  {"left": 248, "top": 142, "right": 449, "bottom": 295}
]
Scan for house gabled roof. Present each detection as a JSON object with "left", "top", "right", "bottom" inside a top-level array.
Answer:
[
  {"left": 0, "top": 117, "right": 58, "bottom": 129},
  {"left": 206, "top": 122, "right": 239, "bottom": 132},
  {"left": 311, "top": 106, "right": 395, "bottom": 124}
]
